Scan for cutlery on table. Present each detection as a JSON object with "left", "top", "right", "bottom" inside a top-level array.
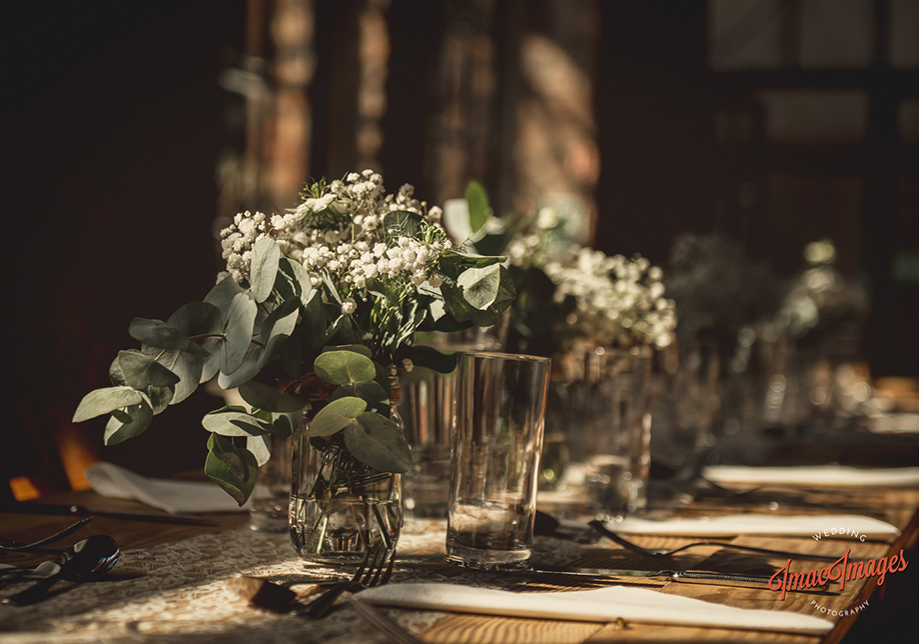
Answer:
[
  {"left": 299, "top": 543, "right": 396, "bottom": 618},
  {"left": 589, "top": 520, "right": 840, "bottom": 562},
  {"left": 0, "top": 517, "right": 94, "bottom": 552},
  {"left": 3, "top": 502, "right": 216, "bottom": 526},
  {"left": 351, "top": 597, "right": 426, "bottom": 644},
  {"left": 2, "top": 535, "right": 121, "bottom": 606},
  {"left": 527, "top": 564, "right": 827, "bottom": 591},
  {"left": 227, "top": 543, "right": 396, "bottom": 619}
]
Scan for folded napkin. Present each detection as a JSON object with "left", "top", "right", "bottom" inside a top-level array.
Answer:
[
  {"left": 360, "top": 583, "right": 833, "bottom": 634},
  {"left": 85, "top": 462, "right": 251, "bottom": 514},
  {"left": 612, "top": 513, "right": 899, "bottom": 538},
  {"left": 703, "top": 464, "right": 919, "bottom": 488}
]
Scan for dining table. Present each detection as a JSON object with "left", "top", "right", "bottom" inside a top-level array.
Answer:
[{"left": 1, "top": 430, "right": 918, "bottom": 644}]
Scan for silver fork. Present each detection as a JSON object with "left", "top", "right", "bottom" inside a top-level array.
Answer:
[
  {"left": 588, "top": 520, "right": 838, "bottom": 562},
  {"left": 300, "top": 543, "right": 395, "bottom": 618},
  {"left": 0, "top": 518, "right": 93, "bottom": 552}
]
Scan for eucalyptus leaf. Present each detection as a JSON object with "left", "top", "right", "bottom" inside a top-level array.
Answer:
[
  {"left": 205, "top": 434, "right": 257, "bottom": 505},
  {"left": 143, "top": 383, "right": 175, "bottom": 415},
  {"left": 457, "top": 263, "right": 515, "bottom": 311},
  {"left": 73, "top": 387, "right": 144, "bottom": 422},
  {"left": 314, "top": 350, "right": 376, "bottom": 386},
  {"left": 331, "top": 380, "right": 389, "bottom": 407},
  {"left": 201, "top": 407, "right": 271, "bottom": 437},
  {"left": 167, "top": 301, "right": 223, "bottom": 357},
  {"left": 128, "top": 318, "right": 192, "bottom": 352},
  {"left": 323, "top": 344, "right": 372, "bottom": 359},
  {"left": 222, "top": 292, "right": 257, "bottom": 375},
  {"left": 217, "top": 343, "right": 263, "bottom": 390},
  {"left": 238, "top": 380, "right": 307, "bottom": 412},
  {"left": 465, "top": 180, "right": 490, "bottom": 235},
  {"left": 103, "top": 399, "right": 153, "bottom": 445},
  {"left": 246, "top": 434, "right": 272, "bottom": 467},
  {"left": 250, "top": 236, "right": 281, "bottom": 303},
  {"left": 257, "top": 297, "right": 299, "bottom": 369},
  {"left": 308, "top": 396, "right": 367, "bottom": 437},
  {"left": 277, "top": 257, "right": 315, "bottom": 307},
  {"left": 142, "top": 345, "right": 203, "bottom": 404},
  {"left": 117, "top": 349, "right": 181, "bottom": 389},
  {"left": 343, "top": 412, "right": 412, "bottom": 473},
  {"left": 204, "top": 274, "right": 246, "bottom": 316}
]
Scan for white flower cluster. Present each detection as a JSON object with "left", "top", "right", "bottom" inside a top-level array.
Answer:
[
  {"left": 218, "top": 171, "right": 449, "bottom": 316},
  {"left": 545, "top": 248, "right": 677, "bottom": 348}
]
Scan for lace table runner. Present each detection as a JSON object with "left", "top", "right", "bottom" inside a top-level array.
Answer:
[{"left": 0, "top": 519, "right": 586, "bottom": 643}]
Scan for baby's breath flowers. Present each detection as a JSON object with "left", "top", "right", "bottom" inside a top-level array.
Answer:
[
  {"left": 502, "top": 206, "right": 676, "bottom": 352},
  {"left": 543, "top": 248, "right": 676, "bottom": 349}
]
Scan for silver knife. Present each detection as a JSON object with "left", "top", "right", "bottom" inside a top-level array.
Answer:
[
  {"left": 3, "top": 502, "right": 216, "bottom": 526},
  {"left": 527, "top": 565, "right": 827, "bottom": 592}
]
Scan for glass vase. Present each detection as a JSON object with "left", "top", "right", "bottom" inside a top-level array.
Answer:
[{"left": 289, "top": 402, "right": 404, "bottom": 565}]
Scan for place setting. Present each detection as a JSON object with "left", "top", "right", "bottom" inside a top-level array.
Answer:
[{"left": 3, "top": 172, "right": 917, "bottom": 644}]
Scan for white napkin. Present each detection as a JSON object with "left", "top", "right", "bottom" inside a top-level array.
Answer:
[
  {"left": 612, "top": 513, "right": 899, "bottom": 538},
  {"left": 703, "top": 464, "right": 919, "bottom": 487},
  {"left": 360, "top": 583, "right": 833, "bottom": 634},
  {"left": 84, "top": 462, "right": 251, "bottom": 514}
]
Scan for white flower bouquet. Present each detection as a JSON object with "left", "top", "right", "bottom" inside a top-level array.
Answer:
[{"left": 73, "top": 171, "right": 515, "bottom": 504}]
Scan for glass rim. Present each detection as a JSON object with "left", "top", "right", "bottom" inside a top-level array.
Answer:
[{"left": 457, "top": 350, "right": 551, "bottom": 364}]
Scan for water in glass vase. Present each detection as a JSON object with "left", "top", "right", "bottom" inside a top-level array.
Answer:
[{"left": 290, "top": 429, "right": 403, "bottom": 565}]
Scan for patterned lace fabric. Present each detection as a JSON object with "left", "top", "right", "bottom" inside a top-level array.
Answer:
[{"left": 0, "top": 518, "right": 586, "bottom": 643}]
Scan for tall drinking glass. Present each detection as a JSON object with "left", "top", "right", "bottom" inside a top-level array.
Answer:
[
  {"left": 446, "top": 351, "right": 550, "bottom": 570},
  {"left": 584, "top": 345, "right": 652, "bottom": 521},
  {"left": 400, "top": 366, "right": 456, "bottom": 519}
]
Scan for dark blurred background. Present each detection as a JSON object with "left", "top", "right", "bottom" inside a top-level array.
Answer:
[{"left": 3, "top": 1, "right": 917, "bottom": 492}]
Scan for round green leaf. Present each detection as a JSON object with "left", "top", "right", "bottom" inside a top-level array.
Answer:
[
  {"left": 128, "top": 318, "right": 191, "bottom": 351},
  {"left": 73, "top": 387, "right": 144, "bottom": 423},
  {"left": 343, "top": 412, "right": 412, "bottom": 473},
  {"left": 308, "top": 396, "right": 367, "bottom": 437},
  {"left": 314, "top": 350, "right": 376, "bottom": 386}
]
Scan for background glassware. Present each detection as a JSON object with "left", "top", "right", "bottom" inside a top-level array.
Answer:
[
  {"left": 399, "top": 366, "right": 456, "bottom": 518},
  {"left": 583, "top": 345, "right": 652, "bottom": 521},
  {"left": 445, "top": 351, "right": 550, "bottom": 570},
  {"left": 248, "top": 433, "right": 293, "bottom": 532}
]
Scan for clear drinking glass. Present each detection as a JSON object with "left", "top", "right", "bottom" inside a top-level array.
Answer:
[
  {"left": 583, "top": 345, "right": 652, "bottom": 521},
  {"left": 445, "top": 351, "right": 550, "bottom": 570},
  {"left": 400, "top": 366, "right": 456, "bottom": 518}
]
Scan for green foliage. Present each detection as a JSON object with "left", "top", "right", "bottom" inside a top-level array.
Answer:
[
  {"left": 309, "top": 396, "right": 368, "bottom": 437},
  {"left": 73, "top": 175, "right": 520, "bottom": 506},
  {"left": 343, "top": 412, "right": 412, "bottom": 473},
  {"left": 313, "top": 350, "right": 376, "bottom": 386},
  {"left": 205, "top": 434, "right": 258, "bottom": 506}
]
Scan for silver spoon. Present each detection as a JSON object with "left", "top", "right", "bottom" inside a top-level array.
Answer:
[{"left": 3, "top": 535, "right": 120, "bottom": 606}]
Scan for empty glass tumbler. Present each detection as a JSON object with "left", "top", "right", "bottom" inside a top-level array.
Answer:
[{"left": 446, "top": 351, "right": 550, "bottom": 570}]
